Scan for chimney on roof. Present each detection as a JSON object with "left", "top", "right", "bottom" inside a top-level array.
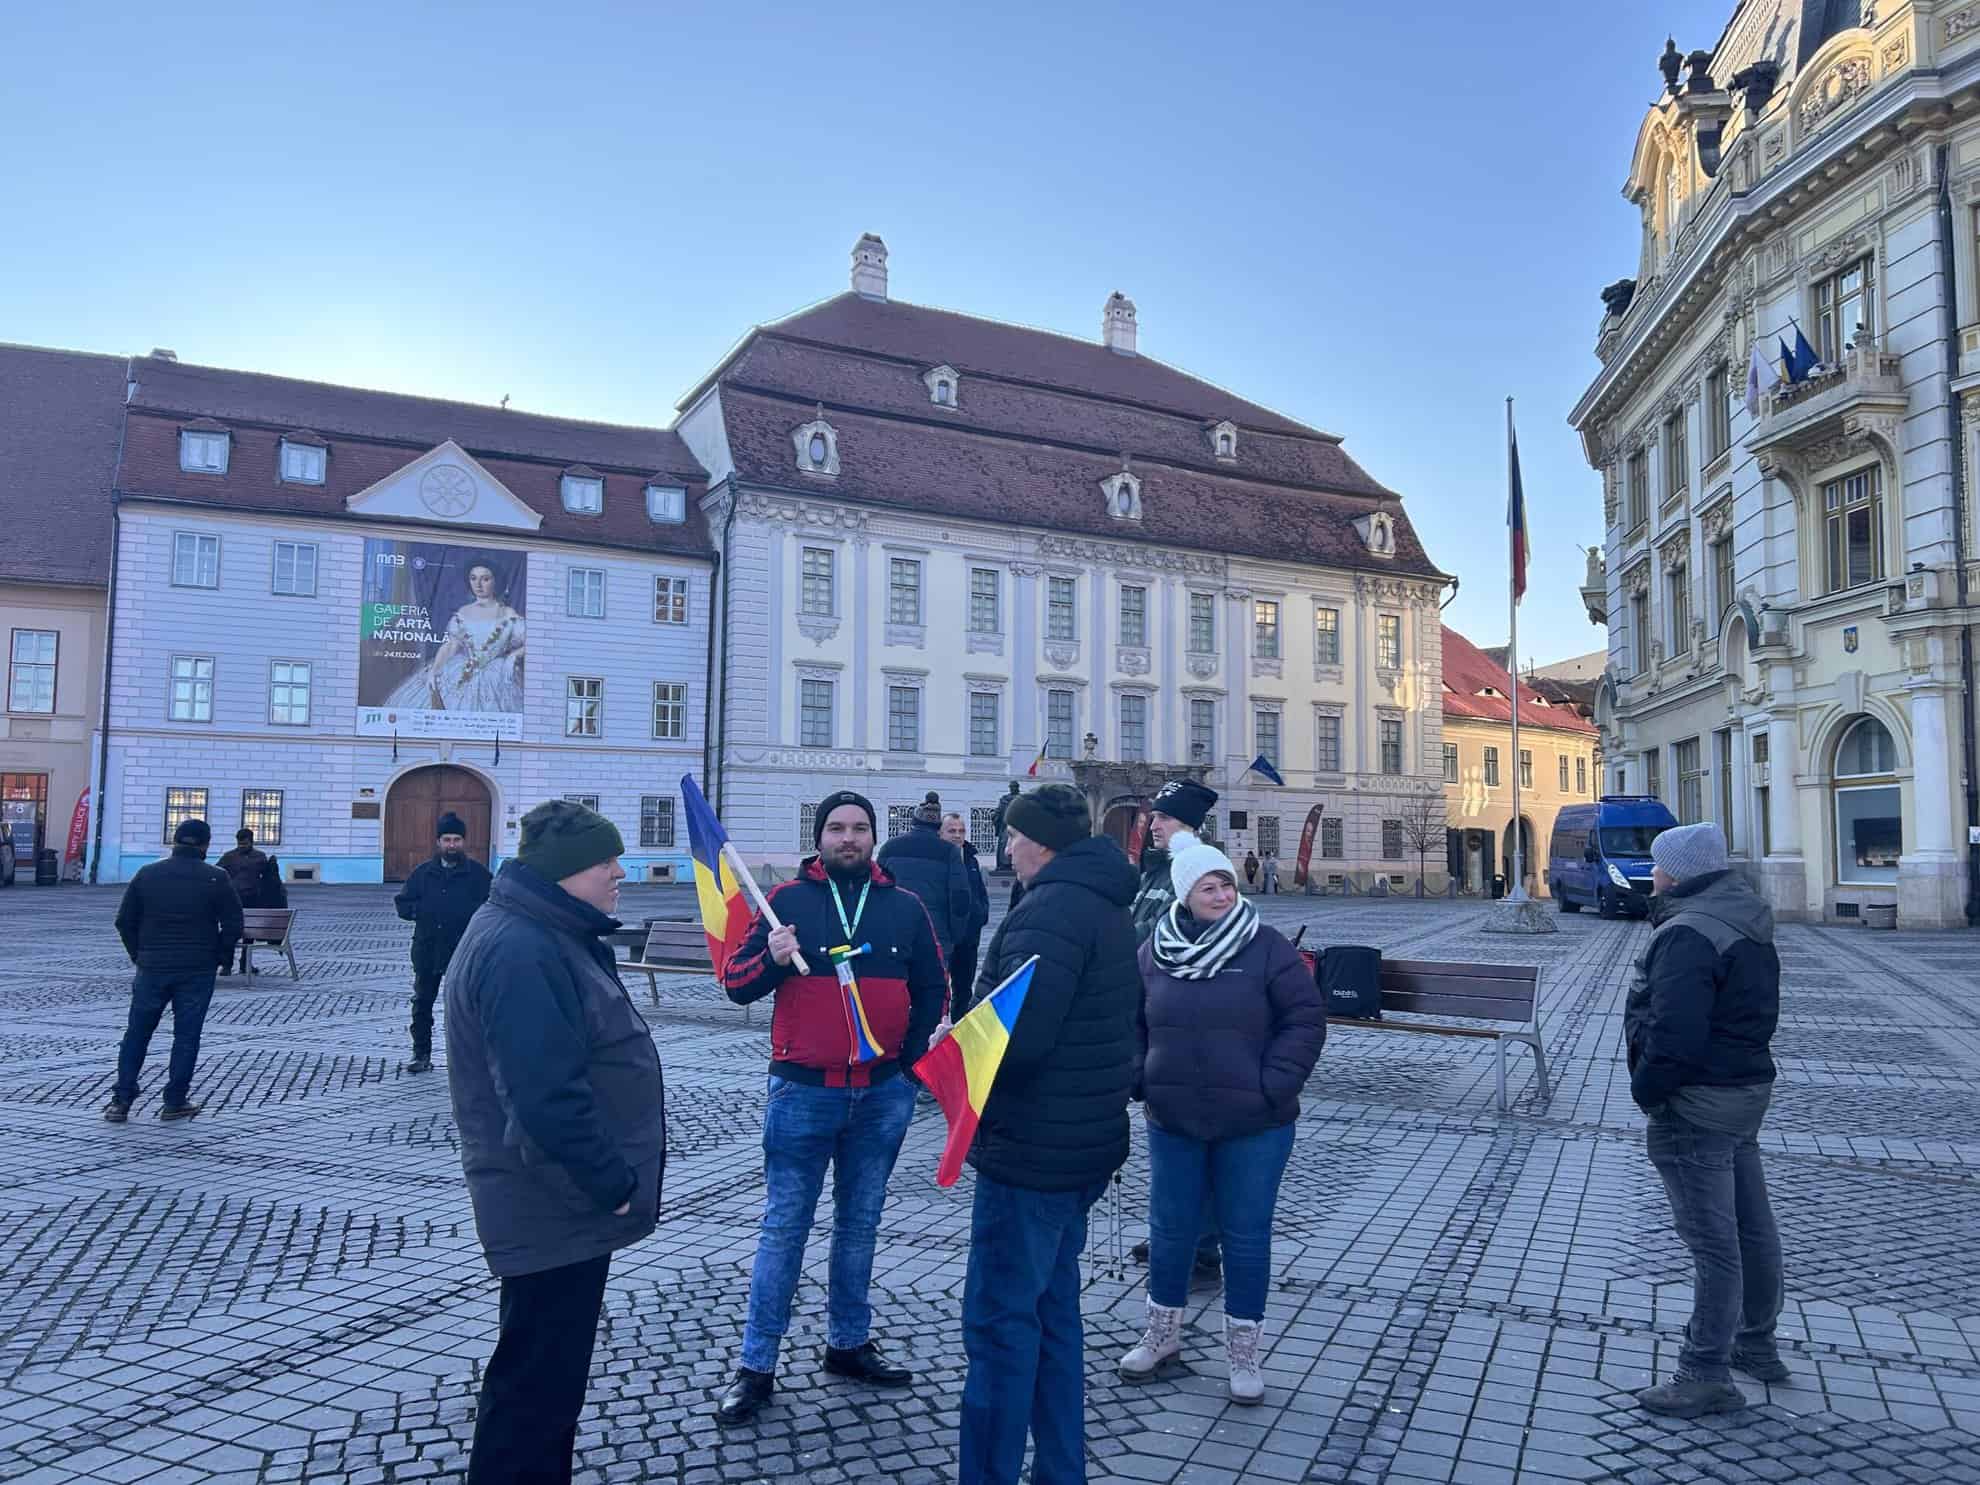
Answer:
[
  {"left": 149, "top": 348, "right": 178, "bottom": 362},
  {"left": 1102, "top": 292, "right": 1138, "bottom": 356},
  {"left": 851, "top": 234, "right": 889, "bottom": 300}
]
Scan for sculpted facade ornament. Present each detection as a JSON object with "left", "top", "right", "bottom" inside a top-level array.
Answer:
[
  {"left": 1623, "top": 559, "right": 1654, "bottom": 596},
  {"left": 1033, "top": 534, "right": 1221, "bottom": 577},
  {"left": 1659, "top": 532, "right": 1689, "bottom": 572},
  {"left": 1116, "top": 646, "right": 1152, "bottom": 676},
  {"left": 796, "top": 617, "right": 839, "bottom": 646},
  {"left": 1798, "top": 56, "right": 1872, "bottom": 137},
  {"left": 1044, "top": 641, "right": 1078, "bottom": 669},
  {"left": 1699, "top": 499, "right": 1733, "bottom": 543},
  {"left": 965, "top": 631, "right": 1005, "bottom": 656},
  {"left": 1948, "top": 9, "right": 1980, "bottom": 44},
  {"left": 1186, "top": 653, "right": 1218, "bottom": 679}
]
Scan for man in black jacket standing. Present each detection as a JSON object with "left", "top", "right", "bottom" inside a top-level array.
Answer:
[
  {"left": 941, "top": 811, "right": 990, "bottom": 1012},
  {"left": 394, "top": 812, "right": 493, "bottom": 1072},
  {"left": 876, "top": 793, "right": 972, "bottom": 972},
  {"left": 446, "top": 800, "right": 665, "bottom": 1485},
  {"left": 1625, "top": 823, "right": 1784, "bottom": 1418},
  {"left": 105, "top": 819, "right": 243, "bottom": 1123},
  {"left": 956, "top": 784, "right": 1138, "bottom": 1485}
]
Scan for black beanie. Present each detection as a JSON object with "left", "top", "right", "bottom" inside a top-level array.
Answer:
[
  {"left": 814, "top": 789, "right": 877, "bottom": 846},
  {"left": 1150, "top": 777, "right": 1217, "bottom": 831},
  {"left": 1003, "top": 784, "right": 1090, "bottom": 852},
  {"left": 173, "top": 817, "right": 212, "bottom": 849},
  {"left": 516, "top": 800, "right": 624, "bottom": 882},
  {"left": 435, "top": 811, "right": 467, "bottom": 838},
  {"left": 914, "top": 790, "right": 943, "bottom": 825}
]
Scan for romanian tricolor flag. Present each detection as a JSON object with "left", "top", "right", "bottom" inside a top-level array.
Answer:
[
  {"left": 1508, "top": 410, "right": 1530, "bottom": 606},
  {"left": 1026, "top": 741, "right": 1048, "bottom": 777},
  {"left": 831, "top": 944, "right": 885, "bottom": 1064},
  {"left": 914, "top": 955, "right": 1038, "bottom": 1187},
  {"left": 681, "top": 774, "right": 752, "bottom": 977}
]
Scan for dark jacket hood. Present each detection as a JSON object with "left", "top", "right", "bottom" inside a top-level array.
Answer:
[
  {"left": 1659, "top": 869, "right": 1773, "bottom": 950},
  {"left": 1029, "top": 835, "right": 1137, "bottom": 907},
  {"left": 489, "top": 859, "right": 621, "bottom": 940}
]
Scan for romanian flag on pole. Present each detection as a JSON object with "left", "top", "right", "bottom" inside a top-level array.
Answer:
[
  {"left": 680, "top": 774, "right": 752, "bottom": 976},
  {"left": 1508, "top": 410, "right": 1531, "bottom": 606},
  {"left": 1026, "top": 741, "right": 1049, "bottom": 777},
  {"left": 914, "top": 954, "right": 1038, "bottom": 1187}
]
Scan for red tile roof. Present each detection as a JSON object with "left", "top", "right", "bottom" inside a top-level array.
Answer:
[
  {"left": 0, "top": 344, "right": 129, "bottom": 586},
  {"left": 1441, "top": 626, "right": 1596, "bottom": 734}
]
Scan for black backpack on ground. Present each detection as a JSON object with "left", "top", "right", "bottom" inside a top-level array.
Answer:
[{"left": 1318, "top": 945, "right": 1383, "bottom": 1020}]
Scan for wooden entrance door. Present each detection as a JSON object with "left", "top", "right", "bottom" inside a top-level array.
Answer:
[{"left": 384, "top": 766, "right": 492, "bottom": 881}]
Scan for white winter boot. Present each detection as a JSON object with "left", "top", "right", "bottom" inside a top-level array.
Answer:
[
  {"left": 1118, "top": 1300, "right": 1184, "bottom": 1382},
  {"left": 1226, "top": 1316, "right": 1265, "bottom": 1404}
]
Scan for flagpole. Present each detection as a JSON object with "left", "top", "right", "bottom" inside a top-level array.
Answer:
[
  {"left": 1507, "top": 396, "right": 1527, "bottom": 903},
  {"left": 722, "top": 840, "right": 810, "bottom": 975}
]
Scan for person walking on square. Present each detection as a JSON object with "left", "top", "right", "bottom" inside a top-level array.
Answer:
[
  {"left": 941, "top": 811, "right": 991, "bottom": 1015},
  {"left": 713, "top": 790, "right": 948, "bottom": 1427},
  {"left": 394, "top": 812, "right": 492, "bottom": 1073},
  {"left": 958, "top": 784, "right": 1139, "bottom": 1485},
  {"left": 1260, "top": 850, "right": 1280, "bottom": 895},
  {"left": 1242, "top": 850, "right": 1259, "bottom": 889},
  {"left": 445, "top": 800, "right": 665, "bottom": 1485},
  {"left": 1626, "top": 823, "right": 1784, "bottom": 1418},
  {"left": 1120, "top": 843, "right": 1324, "bottom": 1403},
  {"left": 104, "top": 818, "right": 242, "bottom": 1123}
]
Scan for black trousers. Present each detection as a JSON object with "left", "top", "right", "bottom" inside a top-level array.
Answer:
[
  {"left": 949, "top": 936, "right": 980, "bottom": 1017},
  {"left": 467, "top": 1253, "right": 612, "bottom": 1485},
  {"left": 409, "top": 970, "right": 443, "bottom": 1058}
]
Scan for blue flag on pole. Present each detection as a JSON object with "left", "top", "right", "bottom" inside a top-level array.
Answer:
[{"left": 1249, "top": 754, "right": 1286, "bottom": 787}]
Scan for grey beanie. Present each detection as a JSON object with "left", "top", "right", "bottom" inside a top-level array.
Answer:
[{"left": 1651, "top": 822, "right": 1729, "bottom": 883}]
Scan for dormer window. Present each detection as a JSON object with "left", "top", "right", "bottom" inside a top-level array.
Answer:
[
  {"left": 1353, "top": 510, "right": 1397, "bottom": 557},
  {"left": 792, "top": 416, "right": 841, "bottom": 476},
  {"left": 922, "top": 364, "right": 961, "bottom": 409},
  {"left": 278, "top": 436, "right": 326, "bottom": 485},
  {"left": 179, "top": 426, "right": 229, "bottom": 474},
  {"left": 1101, "top": 469, "right": 1142, "bottom": 522},
  {"left": 810, "top": 432, "right": 829, "bottom": 463},
  {"left": 1209, "top": 420, "right": 1239, "bottom": 462},
  {"left": 561, "top": 469, "right": 604, "bottom": 514},
  {"left": 646, "top": 483, "right": 687, "bottom": 524}
]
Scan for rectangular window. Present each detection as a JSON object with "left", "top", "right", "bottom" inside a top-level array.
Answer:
[
  {"left": 970, "top": 692, "right": 1001, "bottom": 758},
  {"left": 241, "top": 788, "right": 283, "bottom": 845},
  {"left": 800, "top": 547, "right": 835, "bottom": 616},
  {"left": 1190, "top": 698, "right": 1216, "bottom": 764},
  {"left": 271, "top": 541, "right": 318, "bottom": 597},
  {"left": 1253, "top": 600, "right": 1280, "bottom": 659},
  {"left": 1676, "top": 737, "right": 1704, "bottom": 824},
  {"left": 1558, "top": 754, "right": 1570, "bottom": 792},
  {"left": 567, "top": 567, "right": 606, "bottom": 618},
  {"left": 169, "top": 655, "right": 214, "bottom": 722},
  {"left": 887, "top": 685, "right": 920, "bottom": 753},
  {"left": 1483, "top": 746, "right": 1500, "bottom": 787},
  {"left": 1646, "top": 747, "right": 1663, "bottom": 802},
  {"left": 561, "top": 474, "right": 603, "bottom": 514},
  {"left": 1258, "top": 816, "right": 1281, "bottom": 856},
  {"left": 1316, "top": 714, "right": 1342, "bottom": 773},
  {"left": 969, "top": 568, "right": 1000, "bottom": 633},
  {"left": 1712, "top": 535, "right": 1734, "bottom": 620},
  {"left": 1663, "top": 412, "right": 1687, "bottom": 503},
  {"left": 887, "top": 804, "right": 915, "bottom": 840},
  {"left": 279, "top": 440, "right": 326, "bottom": 484},
  {"left": 1631, "top": 592, "right": 1652, "bottom": 675},
  {"left": 563, "top": 794, "right": 601, "bottom": 811},
  {"left": 1823, "top": 466, "right": 1883, "bottom": 593},
  {"left": 172, "top": 532, "right": 220, "bottom": 589},
  {"left": 654, "top": 576, "right": 689, "bottom": 625},
  {"left": 1577, "top": 757, "right": 1588, "bottom": 795},
  {"left": 163, "top": 786, "right": 209, "bottom": 843},
  {"left": 1753, "top": 731, "right": 1770, "bottom": 765},
  {"left": 1320, "top": 816, "right": 1344, "bottom": 859},
  {"left": 1254, "top": 710, "right": 1280, "bottom": 769},
  {"left": 268, "top": 661, "right": 311, "bottom": 725},
  {"left": 652, "top": 682, "right": 687, "bottom": 740},
  {"left": 1377, "top": 613, "right": 1402, "bottom": 670},
  {"left": 800, "top": 679, "right": 834, "bottom": 749},
  {"left": 1817, "top": 257, "right": 1873, "bottom": 363},
  {"left": 1757, "top": 785, "right": 1772, "bottom": 855},
  {"left": 179, "top": 430, "right": 228, "bottom": 473},
  {"left": 565, "top": 676, "right": 603, "bottom": 737},
  {"left": 1047, "top": 576, "right": 1077, "bottom": 641},
  {"left": 1380, "top": 717, "right": 1403, "bottom": 775},
  {"left": 1188, "top": 592, "right": 1216, "bottom": 653},
  {"left": 645, "top": 484, "right": 686, "bottom": 524},
  {"left": 1519, "top": 749, "right": 1533, "bottom": 790},
  {"left": 1705, "top": 366, "right": 1731, "bottom": 459},
  {"left": 8, "top": 630, "right": 56, "bottom": 713},
  {"left": 1668, "top": 564, "right": 1690, "bottom": 654},
  {"left": 1314, "top": 606, "right": 1340, "bottom": 665},
  {"left": 1443, "top": 742, "right": 1460, "bottom": 784},
  {"left": 1627, "top": 450, "right": 1649, "bottom": 530},
  {"left": 1047, "top": 689, "right": 1075, "bottom": 758},
  {"left": 888, "top": 557, "right": 922, "bottom": 625},
  {"left": 797, "top": 803, "right": 816, "bottom": 851},
  {"left": 1118, "top": 694, "right": 1147, "bottom": 762},
  {"left": 970, "top": 807, "right": 998, "bottom": 856},
  {"left": 640, "top": 795, "right": 676, "bottom": 848},
  {"left": 1381, "top": 819, "right": 1404, "bottom": 860},
  {"left": 1119, "top": 585, "right": 1147, "bottom": 648},
  {"left": 1716, "top": 728, "right": 1736, "bottom": 851}
]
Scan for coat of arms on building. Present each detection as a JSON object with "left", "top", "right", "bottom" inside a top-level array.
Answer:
[{"left": 1843, "top": 625, "right": 1859, "bottom": 653}]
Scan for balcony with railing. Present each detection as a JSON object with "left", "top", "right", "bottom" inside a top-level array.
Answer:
[{"left": 1749, "top": 328, "right": 1905, "bottom": 458}]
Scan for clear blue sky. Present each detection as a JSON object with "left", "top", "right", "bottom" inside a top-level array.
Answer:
[{"left": 2, "top": 0, "right": 1731, "bottom": 663}]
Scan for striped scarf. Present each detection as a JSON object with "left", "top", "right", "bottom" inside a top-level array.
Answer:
[{"left": 1150, "top": 897, "right": 1259, "bottom": 980}]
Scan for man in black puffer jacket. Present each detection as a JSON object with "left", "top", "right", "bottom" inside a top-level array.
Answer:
[
  {"left": 1624, "top": 823, "right": 1783, "bottom": 1420},
  {"left": 877, "top": 792, "right": 972, "bottom": 969},
  {"left": 956, "top": 784, "right": 1138, "bottom": 1485}
]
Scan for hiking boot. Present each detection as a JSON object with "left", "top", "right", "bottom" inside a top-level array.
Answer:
[
  {"left": 404, "top": 1056, "right": 433, "bottom": 1074},
  {"left": 157, "top": 1103, "right": 201, "bottom": 1122},
  {"left": 714, "top": 1367, "right": 774, "bottom": 1426},
  {"left": 1226, "top": 1317, "right": 1265, "bottom": 1405},
  {"left": 1732, "top": 1347, "right": 1793, "bottom": 1384},
  {"left": 822, "top": 1340, "right": 911, "bottom": 1386},
  {"left": 1119, "top": 1300, "right": 1183, "bottom": 1382},
  {"left": 102, "top": 1098, "right": 129, "bottom": 1124},
  {"left": 1637, "top": 1370, "right": 1746, "bottom": 1417}
]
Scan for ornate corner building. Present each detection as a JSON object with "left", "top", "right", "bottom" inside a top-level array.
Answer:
[{"left": 1570, "top": 0, "right": 1980, "bottom": 929}]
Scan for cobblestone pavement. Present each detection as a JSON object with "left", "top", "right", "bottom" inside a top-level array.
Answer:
[{"left": 2, "top": 883, "right": 1979, "bottom": 1484}]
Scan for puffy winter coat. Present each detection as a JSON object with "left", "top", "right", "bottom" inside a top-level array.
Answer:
[
  {"left": 115, "top": 847, "right": 244, "bottom": 973},
  {"left": 876, "top": 818, "right": 974, "bottom": 956},
  {"left": 217, "top": 847, "right": 268, "bottom": 909},
  {"left": 395, "top": 854, "right": 493, "bottom": 976}
]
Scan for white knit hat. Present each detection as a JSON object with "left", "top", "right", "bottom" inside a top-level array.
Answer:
[{"left": 1171, "top": 842, "right": 1239, "bottom": 904}]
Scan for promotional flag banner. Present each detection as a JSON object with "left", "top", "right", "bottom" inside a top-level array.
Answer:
[
  {"left": 915, "top": 955, "right": 1038, "bottom": 1187},
  {"left": 1293, "top": 803, "right": 1324, "bottom": 888}
]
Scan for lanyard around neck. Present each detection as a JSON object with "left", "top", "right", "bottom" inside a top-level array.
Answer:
[{"left": 829, "top": 877, "right": 871, "bottom": 943}]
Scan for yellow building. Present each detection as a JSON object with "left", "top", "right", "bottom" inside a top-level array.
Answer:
[{"left": 1441, "top": 627, "right": 1600, "bottom": 898}]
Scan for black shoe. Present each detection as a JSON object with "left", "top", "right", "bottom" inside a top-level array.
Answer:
[
  {"left": 714, "top": 1367, "right": 774, "bottom": 1425},
  {"left": 158, "top": 1103, "right": 201, "bottom": 1122},
  {"left": 823, "top": 1340, "right": 912, "bottom": 1386},
  {"left": 1732, "top": 1348, "right": 1793, "bottom": 1384},
  {"left": 102, "top": 1098, "right": 129, "bottom": 1123},
  {"left": 1130, "top": 1239, "right": 1150, "bottom": 1263},
  {"left": 405, "top": 1056, "right": 433, "bottom": 1074},
  {"left": 1192, "top": 1251, "right": 1223, "bottom": 1291}
]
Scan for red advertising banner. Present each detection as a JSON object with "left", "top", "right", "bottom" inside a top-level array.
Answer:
[
  {"left": 1292, "top": 803, "right": 1324, "bottom": 887},
  {"left": 1127, "top": 808, "right": 1149, "bottom": 866},
  {"left": 63, "top": 788, "right": 90, "bottom": 875}
]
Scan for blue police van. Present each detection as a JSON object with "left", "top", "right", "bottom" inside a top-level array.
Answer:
[{"left": 1547, "top": 796, "right": 1679, "bottom": 918}]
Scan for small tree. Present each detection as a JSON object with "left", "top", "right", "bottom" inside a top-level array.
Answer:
[{"left": 1397, "top": 789, "right": 1449, "bottom": 898}]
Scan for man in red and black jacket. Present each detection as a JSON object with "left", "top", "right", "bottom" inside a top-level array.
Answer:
[{"left": 713, "top": 789, "right": 948, "bottom": 1428}]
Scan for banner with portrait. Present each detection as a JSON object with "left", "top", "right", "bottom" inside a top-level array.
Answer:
[{"left": 356, "top": 538, "right": 528, "bottom": 740}]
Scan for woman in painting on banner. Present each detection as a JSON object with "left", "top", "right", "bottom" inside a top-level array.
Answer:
[{"left": 386, "top": 562, "right": 526, "bottom": 714}]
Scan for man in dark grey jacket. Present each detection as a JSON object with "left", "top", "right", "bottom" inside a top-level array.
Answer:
[
  {"left": 1624, "top": 823, "right": 1783, "bottom": 1418},
  {"left": 446, "top": 800, "right": 665, "bottom": 1485},
  {"left": 876, "top": 792, "right": 973, "bottom": 965}
]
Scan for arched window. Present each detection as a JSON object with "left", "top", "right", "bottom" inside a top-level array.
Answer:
[
  {"left": 1833, "top": 715, "right": 1901, "bottom": 886},
  {"left": 935, "top": 379, "right": 952, "bottom": 405},
  {"left": 1217, "top": 432, "right": 1233, "bottom": 456},
  {"left": 808, "top": 432, "right": 828, "bottom": 466}
]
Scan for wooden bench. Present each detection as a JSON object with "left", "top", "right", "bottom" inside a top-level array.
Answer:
[
  {"left": 1320, "top": 956, "right": 1549, "bottom": 1112},
  {"left": 615, "top": 920, "right": 755, "bottom": 1021},
  {"left": 239, "top": 908, "right": 300, "bottom": 984}
]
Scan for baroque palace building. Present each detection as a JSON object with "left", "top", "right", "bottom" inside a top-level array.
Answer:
[{"left": 1570, "top": 0, "right": 1980, "bottom": 928}]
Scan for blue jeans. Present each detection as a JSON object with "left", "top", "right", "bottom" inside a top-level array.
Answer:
[
  {"left": 114, "top": 969, "right": 217, "bottom": 1109},
  {"left": 1646, "top": 1106, "right": 1784, "bottom": 1380},
  {"left": 960, "top": 1173, "right": 1106, "bottom": 1485},
  {"left": 739, "top": 1073, "right": 917, "bottom": 1372},
  {"left": 1146, "top": 1120, "right": 1296, "bottom": 1320}
]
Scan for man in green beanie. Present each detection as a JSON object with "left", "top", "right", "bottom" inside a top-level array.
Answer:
[{"left": 445, "top": 800, "right": 666, "bottom": 1485}]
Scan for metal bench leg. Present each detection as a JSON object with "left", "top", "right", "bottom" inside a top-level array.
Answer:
[
  {"left": 1524, "top": 1033, "right": 1551, "bottom": 1101},
  {"left": 285, "top": 942, "right": 300, "bottom": 981},
  {"left": 242, "top": 946, "right": 255, "bottom": 987},
  {"left": 1495, "top": 1037, "right": 1508, "bottom": 1112}
]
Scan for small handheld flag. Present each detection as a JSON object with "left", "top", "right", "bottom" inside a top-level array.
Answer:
[
  {"left": 1247, "top": 754, "right": 1286, "bottom": 788},
  {"left": 914, "top": 955, "right": 1038, "bottom": 1187},
  {"left": 830, "top": 943, "right": 884, "bottom": 1064},
  {"left": 681, "top": 774, "right": 810, "bottom": 977},
  {"left": 1508, "top": 410, "right": 1530, "bottom": 605}
]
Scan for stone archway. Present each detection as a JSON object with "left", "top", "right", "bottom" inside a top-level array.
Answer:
[{"left": 384, "top": 765, "right": 492, "bottom": 881}]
